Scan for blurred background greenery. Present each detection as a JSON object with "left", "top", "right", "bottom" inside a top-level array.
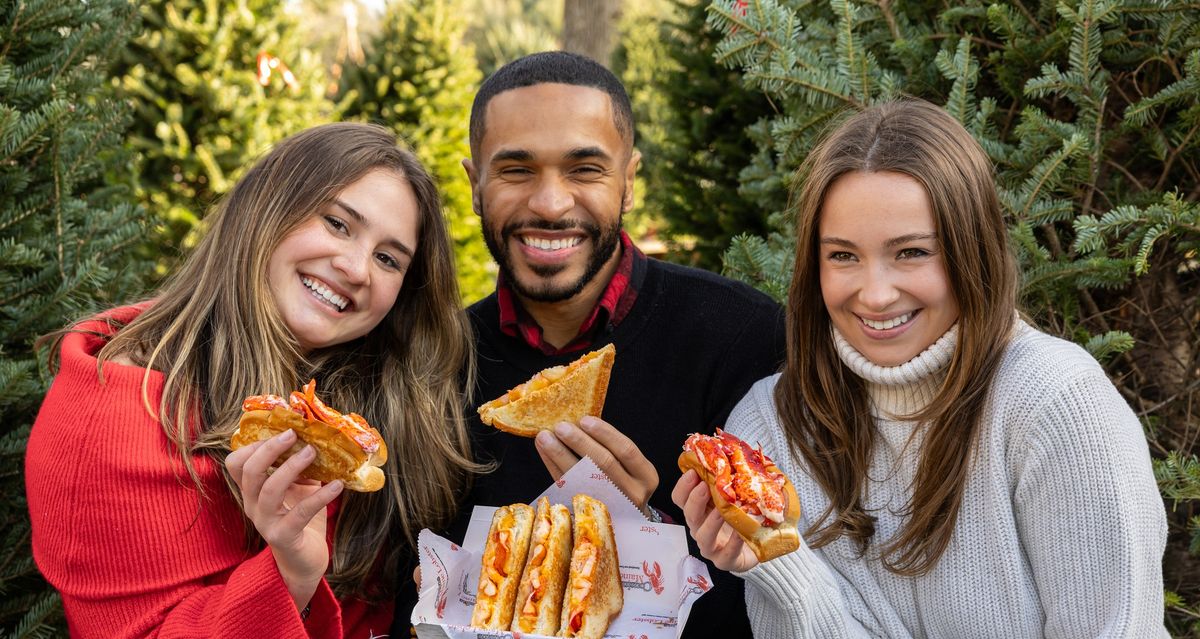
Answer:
[{"left": 2, "top": 0, "right": 1197, "bottom": 635}]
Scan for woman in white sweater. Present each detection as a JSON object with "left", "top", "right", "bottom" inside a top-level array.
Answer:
[{"left": 672, "top": 99, "right": 1168, "bottom": 638}]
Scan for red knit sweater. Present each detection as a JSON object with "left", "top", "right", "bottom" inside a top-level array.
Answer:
[{"left": 25, "top": 306, "right": 393, "bottom": 638}]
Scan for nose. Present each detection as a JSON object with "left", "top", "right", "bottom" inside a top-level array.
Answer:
[
  {"left": 331, "top": 248, "right": 370, "bottom": 285},
  {"left": 858, "top": 263, "right": 901, "bottom": 310},
  {"left": 527, "top": 175, "right": 574, "bottom": 220}
]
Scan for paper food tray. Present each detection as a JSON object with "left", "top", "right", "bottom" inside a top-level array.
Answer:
[{"left": 413, "top": 457, "right": 713, "bottom": 639}]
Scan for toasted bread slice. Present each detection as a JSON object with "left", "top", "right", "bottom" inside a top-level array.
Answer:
[
  {"left": 559, "top": 494, "right": 622, "bottom": 639},
  {"left": 471, "top": 503, "right": 535, "bottom": 630},
  {"left": 233, "top": 407, "right": 387, "bottom": 492},
  {"left": 478, "top": 343, "right": 615, "bottom": 437},
  {"left": 511, "top": 497, "right": 573, "bottom": 634}
]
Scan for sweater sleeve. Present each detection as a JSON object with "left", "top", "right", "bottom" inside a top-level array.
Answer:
[
  {"left": 24, "top": 329, "right": 357, "bottom": 639},
  {"left": 723, "top": 379, "right": 880, "bottom": 639},
  {"left": 703, "top": 297, "right": 786, "bottom": 427},
  {"left": 1012, "top": 364, "right": 1168, "bottom": 638}
]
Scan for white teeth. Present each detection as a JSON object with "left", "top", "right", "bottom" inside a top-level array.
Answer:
[
  {"left": 861, "top": 312, "right": 913, "bottom": 330},
  {"left": 521, "top": 236, "right": 581, "bottom": 250},
  {"left": 301, "top": 276, "right": 348, "bottom": 311}
]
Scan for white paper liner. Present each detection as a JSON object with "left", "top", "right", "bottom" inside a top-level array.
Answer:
[{"left": 413, "top": 457, "right": 713, "bottom": 639}]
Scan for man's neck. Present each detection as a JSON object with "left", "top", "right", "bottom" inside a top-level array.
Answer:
[{"left": 518, "top": 247, "right": 622, "bottom": 350}]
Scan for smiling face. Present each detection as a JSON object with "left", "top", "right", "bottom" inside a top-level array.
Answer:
[
  {"left": 818, "top": 170, "right": 959, "bottom": 367},
  {"left": 266, "top": 169, "right": 420, "bottom": 353},
  {"left": 465, "top": 83, "right": 639, "bottom": 303}
]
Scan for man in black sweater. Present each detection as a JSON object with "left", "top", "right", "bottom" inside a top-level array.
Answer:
[{"left": 395, "top": 51, "right": 785, "bottom": 638}]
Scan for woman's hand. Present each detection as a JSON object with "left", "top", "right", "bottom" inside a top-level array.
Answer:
[
  {"left": 672, "top": 469, "right": 760, "bottom": 573},
  {"left": 226, "top": 429, "right": 344, "bottom": 610}
]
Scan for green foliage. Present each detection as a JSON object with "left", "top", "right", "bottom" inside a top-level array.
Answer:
[
  {"left": 708, "top": 0, "right": 1200, "bottom": 627},
  {"left": 340, "top": 0, "right": 495, "bottom": 304},
  {"left": 464, "top": 0, "right": 562, "bottom": 78},
  {"left": 624, "top": 0, "right": 781, "bottom": 269},
  {"left": 114, "top": 0, "right": 338, "bottom": 275},
  {"left": 0, "top": 0, "right": 147, "bottom": 633}
]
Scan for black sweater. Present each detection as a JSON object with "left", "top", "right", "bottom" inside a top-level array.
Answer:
[{"left": 465, "top": 258, "right": 785, "bottom": 638}]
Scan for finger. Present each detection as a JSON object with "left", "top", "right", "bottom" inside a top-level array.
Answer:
[
  {"left": 282, "top": 479, "right": 342, "bottom": 531},
  {"left": 259, "top": 445, "right": 317, "bottom": 513},
  {"left": 682, "top": 479, "right": 715, "bottom": 530},
  {"left": 578, "top": 416, "right": 657, "bottom": 484},
  {"left": 414, "top": 566, "right": 422, "bottom": 589},
  {"left": 696, "top": 500, "right": 728, "bottom": 544},
  {"left": 550, "top": 421, "right": 639, "bottom": 498},
  {"left": 240, "top": 429, "right": 298, "bottom": 507},
  {"left": 225, "top": 440, "right": 264, "bottom": 487},
  {"left": 672, "top": 470, "right": 703, "bottom": 509},
  {"left": 534, "top": 429, "right": 579, "bottom": 480}
]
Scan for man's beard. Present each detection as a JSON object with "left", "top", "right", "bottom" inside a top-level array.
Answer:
[{"left": 482, "top": 209, "right": 622, "bottom": 304}]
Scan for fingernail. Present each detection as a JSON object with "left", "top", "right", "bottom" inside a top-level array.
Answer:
[
  {"left": 554, "top": 422, "right": 572, "bottom": 437},
  {"left": 279, "top": 429, "right": 296, "bottom": 442},
  {"left": 299, "top": 444, "right": 315, "bottom": 458},
  {"left": 328, "top": 480, "right": 344, "bottom": 494},
  {"left": 535, "top": 431, "right": 554, "bottom": 447},
  {"left": 579, "top": 416, "right": 596, "bottom": 429}
]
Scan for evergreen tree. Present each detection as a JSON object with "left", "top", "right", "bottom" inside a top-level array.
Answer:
[
  {"left": 621, "top": 0, "right": 779, "bottom": 269},
  {"left": 114, "top": 0, "right": 337, "bottom": 274},
  {"left": 0, "top": 0, "right": 146, "bottom": 633},
  {"left": 708, "top": 0, "right": 1199, "bottom": 630},
  {"left": 465, "top": 0, "right": 562, "bottom": 78},
  {"left": 340, "top": 0, "right": 495, "bottom": 304}
]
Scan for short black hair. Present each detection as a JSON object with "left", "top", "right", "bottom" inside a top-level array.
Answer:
[{"left": 469, "top": 51, "right": 634, "bottom": 158}]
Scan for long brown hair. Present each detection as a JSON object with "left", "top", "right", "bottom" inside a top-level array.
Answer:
[
  {"left": 775, "top": 99, "right": 1018, "bottom": 575},
  {"left": 53, "top": 122, "right": 483, "bottom": 600}
]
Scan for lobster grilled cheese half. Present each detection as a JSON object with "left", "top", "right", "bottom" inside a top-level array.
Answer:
[
  {"left": 470, "top": 503, "right": 534, "bottom": 630},
  {"left": 511, "top": 497, "right": 573, "bottom": 634},
  {"left": 559, "top": 494, "right": 622, "bottom": 639},
  {"left": 478, "top": 343, "right": 615, "bottom": 437}
]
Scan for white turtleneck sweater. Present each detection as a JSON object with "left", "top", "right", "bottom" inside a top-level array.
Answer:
[{"left": 726, "top": 321, "right": 1168, "bottom": 638}]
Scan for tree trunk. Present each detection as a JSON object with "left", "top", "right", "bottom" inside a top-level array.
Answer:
[{"left": 561, "top": 0, "right": 623, "bottom": 67}]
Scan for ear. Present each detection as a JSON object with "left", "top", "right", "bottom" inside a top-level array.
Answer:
[
  {"left": 462, "top": 157, "right": 482, "bottom": 216},
  {"left": 621, "top": 149, "right": 641, "bottom": 213}
]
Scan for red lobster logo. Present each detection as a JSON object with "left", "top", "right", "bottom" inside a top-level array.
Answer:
[
  {"left": 687, "top": 574, "right": 711, "bottom": 593},
  {"left": 434, "top": 581, "right": 448, "bottom": 619},
  {"left": 642, "top": 560, "right": 665, "bottom": 595}
]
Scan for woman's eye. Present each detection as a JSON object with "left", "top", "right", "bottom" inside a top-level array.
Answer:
[
  {"left": 324, "top": 215, "right": 348, "bottom": 233},
  {"left": 828, "top": 251, "right": 855, "bottom": 262},
  {"left": 376, "top": 252, "right": 402, "bottom": 271},
  {"left": 898, "top": 248, "right": 930, "bottom": 259}
]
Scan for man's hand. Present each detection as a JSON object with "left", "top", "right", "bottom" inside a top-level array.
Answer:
[{"left": 534, "top": 415, "right": 659, "bottom": 516}]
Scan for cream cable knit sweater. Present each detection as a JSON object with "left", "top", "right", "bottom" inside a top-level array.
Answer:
[{"left": 726, "top": 321, "right": 1168, "bottom": 638}]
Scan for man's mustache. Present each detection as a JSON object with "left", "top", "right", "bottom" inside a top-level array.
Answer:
[{"left": 500, "top": 219, "right": 601, "bottom": 237}]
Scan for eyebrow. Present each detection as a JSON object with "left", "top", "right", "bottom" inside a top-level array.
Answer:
[
  {"left": 819, "top": 233, "right": 937, "bottom": 249},
  {"left": 489, "top": 146, "right": 613, "bottom": 164},
  {"left": 332, "top": 199, "right": 414, "bottom": 258}
]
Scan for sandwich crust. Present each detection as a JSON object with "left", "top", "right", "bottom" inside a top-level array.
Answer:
[
  {"left": 560, "top": 494, "right": 622, "bottom": 639},
  {"left": 471, "top": 503, "right": 535, "bottom": 630},
  {"left": 511, "top": 497, "right": 573, "bottom": 634},
  {"left": 478, "top": 344, "right": 615, "bottom": 437}
]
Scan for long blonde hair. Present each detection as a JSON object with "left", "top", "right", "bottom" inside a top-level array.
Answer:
[
  {"left": 776, "top": 99, "right": 1018, "bottom": 575},
  {"left": 58, "top": 123, "right": 482, "bottom": 600}
]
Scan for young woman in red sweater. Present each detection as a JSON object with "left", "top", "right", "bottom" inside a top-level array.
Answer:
[{"left": 25, "top": 123, "right": 482, "bottom": 638}]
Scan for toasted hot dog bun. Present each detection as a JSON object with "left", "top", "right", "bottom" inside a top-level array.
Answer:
[
  {"left": 471, "top": 503, "right": 535, "bottom": 630},
  {"left": 679, "top": 430, "right": 801, "bottom": 562},
  {"left": 478, "top": 344, "right": 615, "bottom": 437},
  {"left": 559, "top": 494, "right": 622, "bottom": 639},
  {"left": 511, "top": 497, "right": 572, "bottom": 635},
  {"left": 232, "top": 406, "right": 387, "bottom": 492}
]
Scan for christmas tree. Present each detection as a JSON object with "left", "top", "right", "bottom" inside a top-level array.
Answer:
[
  {"left": 708, "top": 0, "right": 1199, "bottom": 629},
  {"left": 620, "top": 0, "right": 780, "bottom": 269},
  {"left": 0, "top": 0, "right": 146, "bottom": 632},
  {"left": 114, "top": 0, "right": 337, "bottom": 275},
  {"left": 341, "top": 0, "right": 495, "bottom": 304}
]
